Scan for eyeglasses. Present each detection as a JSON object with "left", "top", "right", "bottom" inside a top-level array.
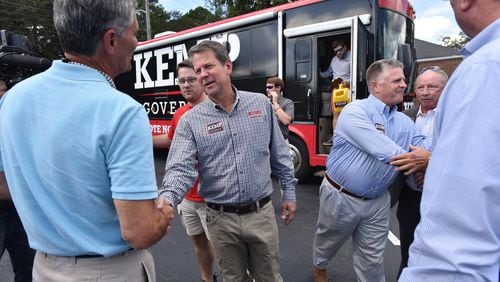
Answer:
[
  {"left": 418, "top": 66, "right": 441, "bottom": 75},
  {"left": 334, "top": 47, "right": 344, "bottom": 54},
  {"left": 266, "top": 85, "right": 275, "bottom": 90},
  {"left": 178, "top": 77, "right": 197, "bottom": 85}
]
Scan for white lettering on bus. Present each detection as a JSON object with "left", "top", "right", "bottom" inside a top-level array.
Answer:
[
  {"left": 142, "top": 100, "right": 187, "bottom": 115},
  {"left": 134, "top": 44, "right": 188, "bottom": 89},
  {"left": 134, "top": 33, "right": 240, "bottom": 89},
  {"left": 150, "top": 124, "right": 171, "bottom": 134}
]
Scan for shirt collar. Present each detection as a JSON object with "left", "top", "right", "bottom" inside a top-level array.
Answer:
[
  {"left": 368, "top": 94, "right": 397, "bottom": 116},
  {"left": 207, "top": 85, "right": 241, "bottom": 113},
  {"left": 63, "top": 59, "right": 116, "bottom": 88},
  {"left": 460, "top": 19, "right": 500, "bottom": 58},
  {"left": 417, "top": 106, "right": 436, "bottom": 117}
]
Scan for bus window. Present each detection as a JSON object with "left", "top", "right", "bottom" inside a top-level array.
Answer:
[{"left": 294, "top": 38, "right": 311, "bottom": 82}]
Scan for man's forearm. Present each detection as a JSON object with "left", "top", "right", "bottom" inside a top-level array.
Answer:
[{"left": 115, "top": 199, "right": 174, "bottom": 249}]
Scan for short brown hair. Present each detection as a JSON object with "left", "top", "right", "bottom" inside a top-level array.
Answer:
[
  {"left": 332, "top": 39, "right": 346, "bottom": 50},
  {"left": 266, "top": 77, "right": 284, "bottom": 91}
]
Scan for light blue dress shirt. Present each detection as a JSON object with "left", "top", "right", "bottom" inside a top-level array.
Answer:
[
  {"left": 161, "top": 88, "right": 297, "bottom": 206},
  {"left": 400, "top": 19, "right": 500, "bottom": 281},
  {"left": 326, "top": 94, "right": 427, "bottom": 198}
]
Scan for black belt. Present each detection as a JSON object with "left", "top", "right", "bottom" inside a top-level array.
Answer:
[
  {"left": 207, "top": 195, "right": 271, "bottom": 215},
  {"left": 71, "top": 248, "right": 134, "bottom": 259},
  {"left": 75, "top": 254, "right": 104, "bottom": 259},
  {"left": 325, "top": 174, "right": 374, "bottom": 200}
]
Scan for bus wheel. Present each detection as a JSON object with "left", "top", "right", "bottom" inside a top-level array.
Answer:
[{"left": 288, "top": 135, "right": 311, "bottom": 182}]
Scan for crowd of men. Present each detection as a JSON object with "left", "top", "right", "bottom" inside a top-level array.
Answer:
[{"left": 0, "top": 0, "right": 499, "bottom": 281}]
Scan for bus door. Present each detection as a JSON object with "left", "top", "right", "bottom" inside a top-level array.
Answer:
[
  {"left": 350, "top": 15, "right": 373, "bottom": 102},
  {"left": 283, "top": 15, "right": 372, "bottom": 180}
]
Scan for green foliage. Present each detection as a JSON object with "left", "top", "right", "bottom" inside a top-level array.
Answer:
[
  {"left": 207, "top": 0, "right": 293, "bottom": 18},
  {"left": 162, "top": 7, "right": 221, "bottom": 32},
  {"left": 0, "top": 0, "right": 296, "bottom": 56},
  {"left": 0, "top": 0, "right": 61, "bottom": 59},
  {"left": 442, "top": 32, "right": 470, "bottom": 49}
]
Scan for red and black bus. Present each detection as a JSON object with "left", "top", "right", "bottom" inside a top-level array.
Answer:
[{"left": 116, "top": 0, "right": 417, "bottom": 181}]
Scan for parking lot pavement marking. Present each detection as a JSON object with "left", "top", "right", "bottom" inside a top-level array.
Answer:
[{"left": 388, "top": 231, "right": 401, "bottom": 246}]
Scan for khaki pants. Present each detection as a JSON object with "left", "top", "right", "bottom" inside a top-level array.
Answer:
[
  {"left": 206, "top": 201, "right": 282, "bottom": 282},
  {"left": 33, "top": 248, "right": 155, "bottom": 282}
]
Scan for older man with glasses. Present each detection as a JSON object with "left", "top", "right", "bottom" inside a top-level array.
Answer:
[{"left": 390, "top": 66, "right": 448, "bottom": 277}]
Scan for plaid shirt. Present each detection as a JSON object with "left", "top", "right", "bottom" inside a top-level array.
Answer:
[{"left": 161, "top": 87, "right": 297, "bottom": 206}]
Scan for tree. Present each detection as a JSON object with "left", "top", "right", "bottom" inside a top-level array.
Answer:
[
  {"left": 163, "top": 7, "right": 220, "bottom": 32},
  {"left": 442, "top": 32, "right": 470, "bottom": 49},
  {"left": 0, "top": 0, "right": 61, "bottom": 59},
  {"left": 136, "top": 0, "right": 183, "bottom": 41},
  {"left": 207, "top": 0, "right": 293, "bottom": 18}
]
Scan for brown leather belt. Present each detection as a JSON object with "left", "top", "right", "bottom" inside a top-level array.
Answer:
[
  {"left": 207, "top": 195, "right": 271, "bottom": 215},
  {"left": 325, "top": 174, "right": 373, "bottom": 201}
]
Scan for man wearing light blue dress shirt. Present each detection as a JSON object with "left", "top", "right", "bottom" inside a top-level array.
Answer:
[
  {"left": 312, "top": 59, "right": 428, "bottom": 282},
  {"left": 400, "top": 0, "right": 500, "bottom": 281}
]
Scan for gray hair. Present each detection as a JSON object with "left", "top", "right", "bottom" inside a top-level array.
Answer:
[
  {"left": 53, "top": 0, "right": 136, "bottom": 56},
  {"left": 417, "top": 67, "right": 448, "bottom": 86},
  {"left": 366, "top": 59, "right": 404, "bottom": 85},
  {"left": 188, "top": 41, "right": 229, "bottom": 65}
]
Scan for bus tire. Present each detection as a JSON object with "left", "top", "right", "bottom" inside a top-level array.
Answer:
[{"left": 288, "top": 135, "right": 311, "bottom": 182}]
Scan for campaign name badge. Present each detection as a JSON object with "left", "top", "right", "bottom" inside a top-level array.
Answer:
[
  {"left": 248, "top": 110, "right": 262, "bottom": 118},
  {"left": 207, "top": 121, "right": 223, "bottom": 134},
  {"left": 375, "top": 123, "right": 385, "bottom": 133}
]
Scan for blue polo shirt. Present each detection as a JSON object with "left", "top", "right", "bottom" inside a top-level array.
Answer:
[{"left": 0, "top": 60, "right": 157, "bottom": 256}]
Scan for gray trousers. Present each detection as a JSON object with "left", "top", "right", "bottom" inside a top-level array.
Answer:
[
  {"left": 33, "top": 248, "right": 155, "bottom": 282},
  {"left": 312, "top": 178, "right": 390, "bottom": 282}
]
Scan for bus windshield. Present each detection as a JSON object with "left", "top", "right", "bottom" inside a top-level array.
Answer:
[{"left": 376, "top": 9, "right": 414, "bottom": 59}]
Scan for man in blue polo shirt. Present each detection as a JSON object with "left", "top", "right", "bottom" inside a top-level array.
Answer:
[{"left": 0, "top": 1, "right": 173, "bottom": 281}]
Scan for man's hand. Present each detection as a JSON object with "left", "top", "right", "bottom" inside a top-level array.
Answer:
[
  {"left": 269, "top": 90, "right": 279, "bottom": 104},
  {"left": 390, "top": 145, "right": 431, "bottom": 175},
  {"left": 281, "top": 201, "right": 297, "bottom": 225},
  {"left": 156, "top": 197, "right": 175, "bottom": 233}
]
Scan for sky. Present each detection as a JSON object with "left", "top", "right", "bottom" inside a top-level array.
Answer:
[{"left": 157, "top": 0, "right": 463, "bottom": 45}]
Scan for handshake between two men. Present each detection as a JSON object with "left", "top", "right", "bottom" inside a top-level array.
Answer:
[{"left": 390, "top": 145, "right": 431, "bottom": 187}]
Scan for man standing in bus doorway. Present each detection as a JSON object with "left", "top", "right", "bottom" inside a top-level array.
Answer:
[
  {"left": 389, "top": 66, "right": 447, "bottom": 276},
  {"left": 160, "top": 40, "right": 297, "bottom": 282},
  {"left": 320, "top": 39, "right": 351, "bottom": 145},
  {"left": 266, "top": 77, "right": 294, "bottom": 142},
  {"left": 400, "top": 0, "right": 500, "bottom": 280},
  {"left": 312, "top": 59, "right": 428, "bottom": 282},
  {"left": 154, "top": 60, "right": 217, "bottom": 282},
  {"left": 0, "top": 1, "right": 174, "bottom": 281}
]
